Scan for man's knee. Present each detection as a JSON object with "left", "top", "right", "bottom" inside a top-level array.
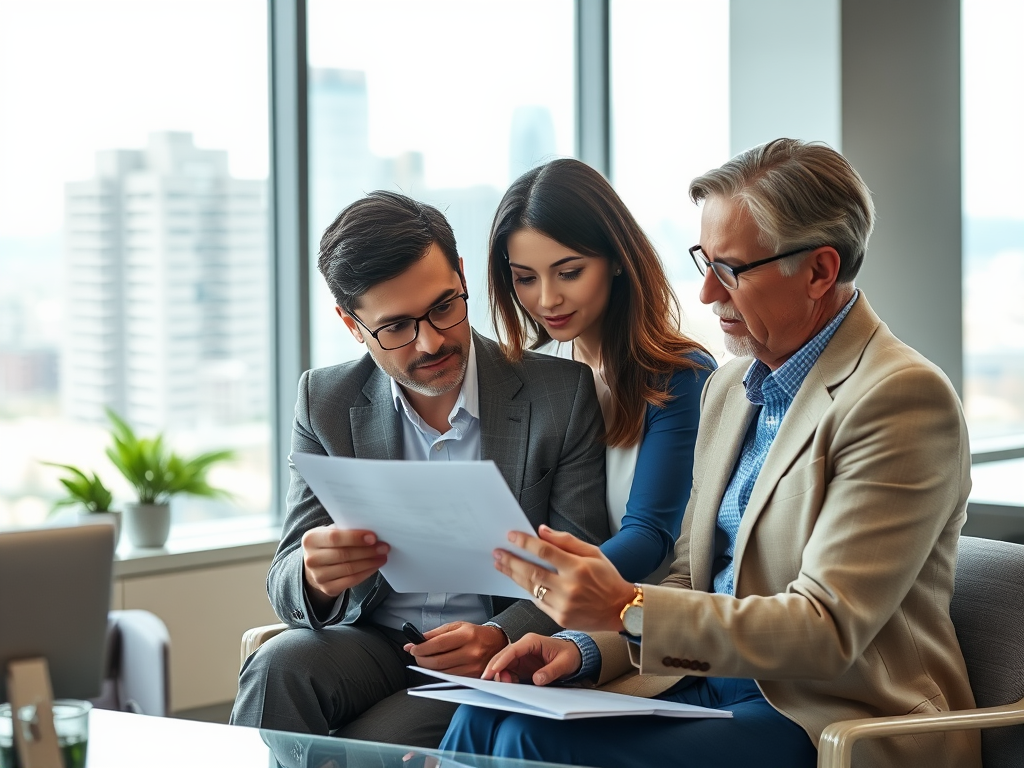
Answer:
[
  {"left": 235, "top": 625, "right": 410, "bottom": 734},
  {"left": 239, "top": 628, "right": 325, "bottom": 686}
]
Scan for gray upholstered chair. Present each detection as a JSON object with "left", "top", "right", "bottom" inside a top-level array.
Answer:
[
  {"left": 818, "top": 535, "right": 1024, "bottom": 768},
  {"left": 91, "top": 609, "right": 170, "bottom": 717}
]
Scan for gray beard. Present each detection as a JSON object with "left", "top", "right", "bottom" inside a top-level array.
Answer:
[{"left": 722, "top": 333, "right": 759, "bottom": 359}]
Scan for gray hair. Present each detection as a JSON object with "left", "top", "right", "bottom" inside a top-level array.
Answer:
[{"left": 688, "top": 138, "right": 875, "bottom": 284}]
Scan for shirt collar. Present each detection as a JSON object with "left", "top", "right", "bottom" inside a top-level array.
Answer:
[
  {"left": 391, "top": 335, "right": 479, "bottom": 424},
  {"left": 743, "top": 290, "right": 859, "bottom": 405}
]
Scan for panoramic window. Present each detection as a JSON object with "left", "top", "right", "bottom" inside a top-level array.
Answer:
[
  {"left": 610, "top": 0, "right": 731, "bottom": 363},
  {"left": 962, "top": 0, "right": 1024, "bottom": 445},
  {"left": 0, "top": 0, "right": 271, "bottom": 530},
  {"left": 306, "top": 0, "right": 576, "bottom": 368}
]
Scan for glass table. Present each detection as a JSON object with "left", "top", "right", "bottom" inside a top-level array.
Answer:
[{"left": 84, "top": 709, "right": 588, "bottom": 768}]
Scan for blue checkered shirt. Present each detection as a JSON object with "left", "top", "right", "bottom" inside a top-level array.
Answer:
[{"left": 711, "top": 291, "right": 859, "bottom": 595}]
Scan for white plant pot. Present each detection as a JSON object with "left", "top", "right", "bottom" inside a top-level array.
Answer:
[{"left": 124, "top": 502, "right": 171, "bottom": 548}]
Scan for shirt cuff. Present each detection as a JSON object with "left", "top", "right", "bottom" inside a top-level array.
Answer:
[
  {"left": 553, "top": 630, "right": 601, "bottom": 682},
  {"left": 484, "top": 621, "right": 511, "bottom": 646}
]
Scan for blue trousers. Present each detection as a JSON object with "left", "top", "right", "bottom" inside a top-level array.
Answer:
[{"left": 439, "top": 677, "right": 817, "bottom": 768}]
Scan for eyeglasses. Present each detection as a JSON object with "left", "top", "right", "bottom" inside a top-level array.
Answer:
[
  {"left": 348, "top": 293, "right": 469, "bottom": 350},
  {"left": 689, "top": 245, "right": 815, "bottom": 290}
]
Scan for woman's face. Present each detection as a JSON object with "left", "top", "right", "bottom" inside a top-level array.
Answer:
[{"left": 505, "top": 228, "right": 615, "bottom": 345}]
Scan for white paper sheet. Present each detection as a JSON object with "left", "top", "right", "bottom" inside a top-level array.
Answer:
[
  {"left": 291, "top": 454, "right": 549, "bottom": 598},
  {"left": 407, "top": 667, "right": 732, "bottom": 720}
]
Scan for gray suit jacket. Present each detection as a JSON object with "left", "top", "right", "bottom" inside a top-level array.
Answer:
[{"left": 268, "top": 331, "right": 610, "bottom": 642}]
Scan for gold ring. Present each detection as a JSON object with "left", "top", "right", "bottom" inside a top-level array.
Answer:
[{"left": 534, "top": 584, "right": 549, "bottom": 601}]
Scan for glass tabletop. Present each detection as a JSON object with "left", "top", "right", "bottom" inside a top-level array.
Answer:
[{"left": 85, "top": 709, "right": 590, "bottom": 768}]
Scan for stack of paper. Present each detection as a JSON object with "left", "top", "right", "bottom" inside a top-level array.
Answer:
[{"left": 408, "top": 667, "right": 731, "bottom": 721}]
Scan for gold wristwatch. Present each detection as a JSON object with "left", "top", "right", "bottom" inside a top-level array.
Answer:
[{"left": 619, "top": 583, "right": 644, "bottom": 636}]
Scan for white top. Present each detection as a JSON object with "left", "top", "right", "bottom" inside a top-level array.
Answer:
[{"left": 540, "top": 341, "right": 640, "bottom": 533}]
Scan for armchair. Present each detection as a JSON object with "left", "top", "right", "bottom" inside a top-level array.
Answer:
[
  {"left": 818, "top": 536, "right": 1024, "bottom": 768},
  {"left": 91, "top": 609, "right": 170, "bottom": 717}
]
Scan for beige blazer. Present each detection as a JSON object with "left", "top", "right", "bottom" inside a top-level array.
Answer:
[{"left": 592, "top": 295, "right": 981, "bottom": 768}]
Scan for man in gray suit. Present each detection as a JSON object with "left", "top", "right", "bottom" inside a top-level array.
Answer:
[{"left": 231, "top": 191, "right": 610, "bottom": 748}]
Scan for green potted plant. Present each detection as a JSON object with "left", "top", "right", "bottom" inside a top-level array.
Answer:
[
  {"left": 104, "top": 408, "right": 236, "bottom": 548},
  {"left": 42, "top": 461, "right": 122, "bottom": 546}
]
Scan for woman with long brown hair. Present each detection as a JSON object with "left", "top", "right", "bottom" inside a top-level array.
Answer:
[{"left": 489, "top": 158, "right": 714, "bottom": 582}]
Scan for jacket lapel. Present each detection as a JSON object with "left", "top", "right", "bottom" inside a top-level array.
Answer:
[
  {"left": 350, "top": 366, "right": 404, "bottom": 460},
  {"left": 474, "top": 334, "right": 531, "bottom": 499},
  {"left": 732, "top": 295, "right": 882, "bottom": 570},
  {"left": 690, "top": 381, "right": 757, "bottom": 590}
]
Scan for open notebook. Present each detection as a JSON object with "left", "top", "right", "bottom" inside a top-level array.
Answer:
[{"left": 408, "top": 667, "right": 732, "bottom": 721}]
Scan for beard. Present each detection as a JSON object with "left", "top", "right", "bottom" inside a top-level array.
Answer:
[
  {"left": 369, "top": 341, "right": 469, "bottom": 398},
  {"left": 713, "top": 301, "right": 759, "bottom": 359},
  {"left": 722, "top": 334, "right": 759, "bottom": 358}
]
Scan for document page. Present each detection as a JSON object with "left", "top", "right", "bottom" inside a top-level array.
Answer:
[
  {"left": 291, "top": 454, "right": 548, "bottom": 598},
  {"left": 407, "top": 667, "right": 732, "bottom": 720}
]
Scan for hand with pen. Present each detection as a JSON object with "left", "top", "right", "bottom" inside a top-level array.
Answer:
[{"left": 402, "top": 620, "right": 510, "bottom": 678}]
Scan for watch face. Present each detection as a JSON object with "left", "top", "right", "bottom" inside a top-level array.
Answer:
[{"left": 623, "top": 604, "right": 643, "bottom": 636}]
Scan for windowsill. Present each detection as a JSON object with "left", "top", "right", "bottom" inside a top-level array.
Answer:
[
  {"left": 966, "top": 457, "right": 1024, "bottom": 544},
  {"left": 114, "top": 515, "right": 281, "bottom": 579},
  {"left": 971, "top": 434, "right": 1024, "bottom": 464}
]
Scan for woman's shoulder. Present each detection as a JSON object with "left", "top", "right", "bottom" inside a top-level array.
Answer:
[
  {"left": 666, "top": 349, "right": 717, "bottom": 386},
  {"left": 680, "top": 348, "right": 717, "bottom": 371}
]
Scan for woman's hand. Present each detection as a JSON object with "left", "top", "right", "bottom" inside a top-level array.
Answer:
[
  {"left": 494, "top": 525, "right": 636, "bottom": 631},
  {"left": 482, "top": 633, "right": 582, "bottom": 686}
]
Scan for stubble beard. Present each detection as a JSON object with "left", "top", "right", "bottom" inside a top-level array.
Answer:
[{"left": 370, "top": 342, "right": 469, "bottom": 398}]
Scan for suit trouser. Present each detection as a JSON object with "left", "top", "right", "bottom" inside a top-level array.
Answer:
[
  {"left": 439, "top": 677, "right": 817, "bottom": 768},
  {"left": 230, "top": 623, "right": 458, "bottom": 748}
]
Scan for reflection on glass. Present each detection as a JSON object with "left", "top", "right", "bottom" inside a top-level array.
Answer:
[
  {"left": 0, "top": 1, "right": 271, "bottom": 529},
  {"left": 306, "top": 0, "right": 575, "bottom": 369},
  {"left": 962, "top": 0, "right": 1024, "bottom": 442}
]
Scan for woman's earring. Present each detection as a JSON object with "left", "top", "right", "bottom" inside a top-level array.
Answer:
[{"left": 614, "top": 267, "right": 623, "bottom": 276}]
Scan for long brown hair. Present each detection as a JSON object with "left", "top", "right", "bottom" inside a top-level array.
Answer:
[{"left": 489, "top": 158, "right": 708, "bottom": 447}]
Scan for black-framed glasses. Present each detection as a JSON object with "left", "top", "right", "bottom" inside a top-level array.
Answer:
[
  {"left": 349, "top": 293, "right": 469, "bottom": 350},
  {"left": 689, "top": 245, "right": 816, "bottom": 290}
]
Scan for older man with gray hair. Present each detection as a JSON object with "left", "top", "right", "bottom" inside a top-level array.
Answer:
[{"left": 439, "top": 139, "right": 980, "bottom": 768}]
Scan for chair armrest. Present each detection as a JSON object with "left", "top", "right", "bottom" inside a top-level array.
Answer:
[
  {"left": 818, "top": 697, "right": 1024, "bottom": 768},
  {"left": 240, "top": 623, "right": 288, "bottom": 669}
]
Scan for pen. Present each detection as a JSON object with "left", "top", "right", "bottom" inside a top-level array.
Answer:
[{"left": 402, "top": 621, "right": 427, "bottom": 645}]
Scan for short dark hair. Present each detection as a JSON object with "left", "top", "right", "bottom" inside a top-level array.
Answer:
[{"left": 317, "top": 190, "right": 462, "bottom": 310}]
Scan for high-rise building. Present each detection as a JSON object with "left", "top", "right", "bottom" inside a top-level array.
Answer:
[
  {"left": 62, "top": 132, "right": 268, "bottom": 431},
  {"left": 508, "top": 106, "right": 557, "bottom": 184},
  {"left": 309, "top": 68, "right": 374, "bottom": 237}
]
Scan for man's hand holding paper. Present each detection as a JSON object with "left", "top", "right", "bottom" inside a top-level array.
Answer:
[
  {"left": 494, "top": 524, "right": 635, "bottom": 632},
  {"left": 300, "top": 526, "right": 390, "bottom": 610},
  {"left": 291, "top": 453, "right": 552, "bottom": 599}
]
